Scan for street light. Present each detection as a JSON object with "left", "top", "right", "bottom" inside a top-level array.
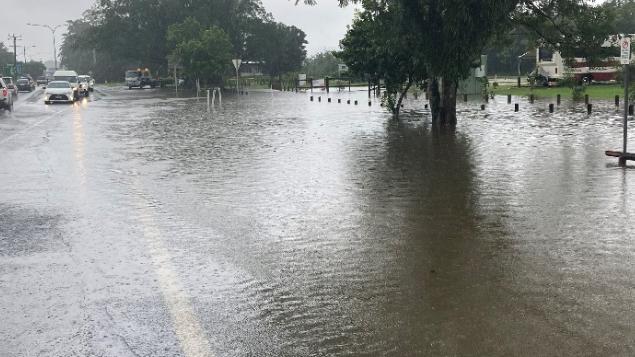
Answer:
[
  {"left": 517, "top": 52, "right": 529, "bottom": 88},
  {"left": 27, "top": 23, "right": 62, "bottom": 70},
  {"left": 16, "top": 45, "right": 36, "bottom": 63}
]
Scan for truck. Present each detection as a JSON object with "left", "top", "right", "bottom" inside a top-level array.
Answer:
[{"left": 125, "top": 68, "right": 159, "bottom": 89}]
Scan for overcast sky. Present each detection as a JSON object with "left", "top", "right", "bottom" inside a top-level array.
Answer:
[{"left": 0, "top": 0, "right": 357, "bottom": 64}]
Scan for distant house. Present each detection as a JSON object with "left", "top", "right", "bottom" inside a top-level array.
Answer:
[{"left": 457, "top": 55, "right": 487, "bottom": 95}]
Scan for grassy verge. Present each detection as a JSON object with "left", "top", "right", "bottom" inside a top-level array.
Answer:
[{"left": 492, "top": 84, "right": 626, "bottom": 100}]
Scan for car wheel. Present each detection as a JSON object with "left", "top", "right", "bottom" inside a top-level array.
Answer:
[
  {"left": 129, "top": 86, "right": 133, "bottom": 90},
  {"left": 44, "top": 100, "right": 50, "bottom": 104}
]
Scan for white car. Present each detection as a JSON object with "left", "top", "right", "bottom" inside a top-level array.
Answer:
[
  {"left": 44, "top": 81, "right": 75, "bottom": 104},
  {"left": 78, "top": 75, "right": 94, "bottom": 92},
  {"left": 53, "top": 70, "right": 84, "bottom": 100}
]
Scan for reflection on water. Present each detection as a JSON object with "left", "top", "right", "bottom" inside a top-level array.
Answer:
[{"left": 101, "top": 91, "right": 635, "bottom": 355}]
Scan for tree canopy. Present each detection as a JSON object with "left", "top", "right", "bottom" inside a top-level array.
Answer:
[
  {"left": 333, "top": 0, "right": 616, "bottom": 124},
  {"left": 61, "top": 0, "right": 307, "bottom": 82}
]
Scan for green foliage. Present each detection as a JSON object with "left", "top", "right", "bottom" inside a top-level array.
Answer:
[
  {"left": 245, "top": 21, "right": 307, "bottom": 78},
  {"left": 61, "top": 0, "right": 306, "bottom": 81},
  {"left": 0, "top": 42, "right": 13, "bottom": 69},
  {"left": 20, "top": 61, "right": 46, "bottom": 78},
  {"left": 167, "top": 18, "right": 233, "bottom": 84},
  {"left": 302, "top": 51, "right": 340, "bottom": 78}
]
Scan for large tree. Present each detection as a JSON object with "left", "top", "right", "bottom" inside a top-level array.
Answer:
[
  {"left": 317, "top": 0, "right": 614, "bottom": 125},
  {"left": 167, "top": 18, "right": 233, "bottom": 86},
  {"left": 245, "top": 21, "right": 307, "bottom": 78},
  {"left": 61, "top": 0, "right": 305, "bottom": 82}
]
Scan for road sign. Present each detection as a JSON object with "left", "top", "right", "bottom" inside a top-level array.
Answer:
[
  {"left": 16, "top": 63, "right": 22, "bottom": 75},
  {"left": 620, "top": 37, "right": 631, "bottom": 65},
  {"left": 232, "top": 59, "right": 242, "bottom": 71}
]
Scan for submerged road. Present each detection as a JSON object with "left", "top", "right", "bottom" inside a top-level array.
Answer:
[{"left": 1, "top": 86, "right": 634, "bottom": 356}]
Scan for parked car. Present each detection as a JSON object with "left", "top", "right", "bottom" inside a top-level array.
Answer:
[
  {"left": 53, "top": 70, "right": 85, "bottom": 100},
  {"left": 36, "top": 76, "right": 48, "bottom": 86},
  {"left": 16, "top": 77, "right": 35, "bottom": 92},
  {"left": 1, "top": 77, "right": 18, "bottom": 98},
  {"left": 44, "top": 81, "right": 76, "bottom": 104},
  {"left": 0, "top": 78, "right": 14, "bottom": 112},
  {"left": 78, "top": 75, "right": 94, "bottom": 93}
]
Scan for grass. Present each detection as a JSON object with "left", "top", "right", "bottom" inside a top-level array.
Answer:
[{"left": 491, "top": 84, "right": 626, "bottom": 100}]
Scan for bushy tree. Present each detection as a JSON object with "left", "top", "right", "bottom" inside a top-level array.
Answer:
[
  {"left": 167, "top": 18, "right": 233, "bottom": 86},
  {"left": 328, "top": 0, "right": 614, "bottom": 124},
  {"left": 302, "top": 51, "right": 341, "bottom": 78},
  {"left": 245, "top": 21, "right": 307, "bottom": 78}
]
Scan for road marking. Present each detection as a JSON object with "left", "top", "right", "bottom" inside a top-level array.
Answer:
[
  {"left": 0, "top": 107, "right": 69, "bottom": 145},
  {"left": 133, "top": 188, "right": 214, "bottom": 357}
]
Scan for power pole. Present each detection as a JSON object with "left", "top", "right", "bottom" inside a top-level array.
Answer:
[{"left": 8, "top": 34, "right": 22, "bottom": 80}]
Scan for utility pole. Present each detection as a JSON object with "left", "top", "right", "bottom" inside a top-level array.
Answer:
[
  {"left": 27, "top": 23, "right": 61, "bottom": 70},
  {"left": 8, "top": 34, "right": 21, "bottom": 80}
]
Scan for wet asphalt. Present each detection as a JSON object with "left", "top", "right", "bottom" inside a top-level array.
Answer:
[{"left": 1, "top": 86, "right": 635, "bottom": 356}]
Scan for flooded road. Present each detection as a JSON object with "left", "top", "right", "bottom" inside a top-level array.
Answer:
[{"left": 1, "top": 86, "right": 634, "bottom": 356}]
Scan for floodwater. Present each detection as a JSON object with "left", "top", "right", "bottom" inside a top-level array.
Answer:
[{"left": 1, "top": 86, "right": 634, "bottom": 356}]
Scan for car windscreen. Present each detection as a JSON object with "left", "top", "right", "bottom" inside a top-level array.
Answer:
[
  {"left": 17, "top": 79, "right": 28, "bottom": 84},
  {"left": 55, "top": 76, "right": 77, "bottom": 83},
  {"left": 125, "top": 71, "right": 139, "bottom": 77},
  {"left": 48, "top": 82, "right": 71, "bottom": 88}
]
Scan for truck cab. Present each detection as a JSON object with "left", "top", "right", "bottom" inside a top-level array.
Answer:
[{"left": 125, "top": 68, "right": 157, "bottom": 89}]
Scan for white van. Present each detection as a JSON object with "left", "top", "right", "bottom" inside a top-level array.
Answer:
[{"left": 53, "top": 70, "right": 87, "bottom": 100}]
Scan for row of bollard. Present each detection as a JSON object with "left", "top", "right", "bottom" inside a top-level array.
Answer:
[{"left": 310, "top": 95, "right": 372, "bottom": 106}]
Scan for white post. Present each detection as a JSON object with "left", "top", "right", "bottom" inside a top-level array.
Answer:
[
  {"left": 218, "top": 88, "right": 222, "bottom": 106},
  {"left": 174, "top": 64, "right": 178, "bottom": 95},
  {"left": 207, "top": 89, "right": 210, "bottom": 113}
]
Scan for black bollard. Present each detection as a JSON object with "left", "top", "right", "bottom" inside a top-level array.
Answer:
[
  {"left": 481, "top": 104, "right": 486, "bottom": 110},
  {"left": 347, "top": 100, "right": 350, "bottom": 104},
  {"left": 328, "top": 98, "right": 331, "bottom": 103},
  {"left": 318, "top": 96, "right": 321, "bottom": 102},
  {"left": 549, "top": 103, "right": 554, "bottom": 113},
  {"left": 464, "top": 94, "right": 468, "bottom": 102},
  {"left": 368, "top": 101, "right": 371, "bottom": 106},
  {"left": 585, "top": 94, "right": 589, "bottom": 105},
  {"left": 354, "top": 100, "right": 358, "bottom": 105},
  {"left": 530, "top": 94, "right": 534, "bottom": 103},
  {"left": 338, "top": 99, "right": 341, "bottom": 104},
  {"left": 630, "top": 104, "right": 634, "bottom": 115},
  {"left": 515, "top": 103, "right": 519, "bottom": 112},
  {"left": 556, "top": 94, "right": 561, "bottom": 105},
  {"left": 615, "top": 95, "right": 620, "bottom": 107},
  {"left": 425, "top": 104, "right": 429, "bottom": 109},
  {"left": 414, "top": 92, "right": 418, "bottom": 99},
  {"left": 587, "top": 103, "right": 592, "bottom": 114},
  {"left": 310, "top": 96, "right": 313, "bottom": 101},
  {"left": 507, "top": 94, "right": 511, "bottom": 104}
]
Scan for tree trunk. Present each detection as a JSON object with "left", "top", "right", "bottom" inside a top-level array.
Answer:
[
  {"left": 428, "top": 77, "right": 457, "bottom": 125},
  {"left": 394, "top": 81, "right": 412, "bottom": 118},
  {"left": 441, "top": 78, "right": 457, "bottom": 125}
]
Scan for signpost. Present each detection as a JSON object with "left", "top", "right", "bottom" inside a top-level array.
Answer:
[
  {"left": 232, "top": 59, "right": 242, "bottom": 94},
  {"left": 621, "top": 37, "right": 631, "bottom": 166}
]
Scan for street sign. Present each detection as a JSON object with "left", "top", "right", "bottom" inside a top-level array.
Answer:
[
  {"left": 620, "top": 37, "right": 631, "bottom": 65},
  {"left": 232, "top": 59, "right": 242, "bottom": 71},
  {"left": 16, "top": 63, "right": 22, "bottom": 75}
]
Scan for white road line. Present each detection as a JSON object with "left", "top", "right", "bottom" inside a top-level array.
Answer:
[
  {"left": 0, "top": 107, "right": 69, "bottom": 145},
  {"left": 133, "top": 189, "right": 214, "bottom": 357}
]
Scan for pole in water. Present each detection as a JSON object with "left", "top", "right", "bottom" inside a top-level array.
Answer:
[
  {"left": 310, "top": 96, "right": 313, "bottom": 101},
  {"left": 368, "top": 101, "right": 371, "bottom": 106},
  {"left": 549, "top": 103, "right": 554, "bottom": 113},
  {"left": 615, "top": 95, "right": 620, "bottom": 107},
  {"left": 629, "top": 105, "right": 633, "bottom": 115},
  {"left": 206, "top": 89, "right": 210, "bottom": 113},
  {"left": 622, "top": 63, "right": 629, "bottom": 166},
  {"left": 556, "top": 94, "right": 561, "bottom": 105},
  {"left": 587, "top": 103, "right": 592, "bottom": 115},
  {"left": 507, "top": 94, "right": 511, "bottom": 104},
  {"left": 481, "top": 104, "right": 486, "bottom": 110},
  {"left": 585, "top": 94, "right": 589, "bottom": 105},
  {"left": 354, "top": 100, "right": 358, "bottom": 105},
  {"left": 328, "top": 98, "right": 331, "bottom": 103},
  {"left": 338, "top": 99, "right": 341, "bottom": 104},
  {"left": 347, "top": 100, "right": 350, "bottom": 104},
  {"left": 464, "top": 94, "right": 468, "bottom": 102},
  {"left": 530, "top": 94, "right": 534, "bottom": 103},
  {"left": 515, "top": 103, "right": 519, "bottom": 112}
]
